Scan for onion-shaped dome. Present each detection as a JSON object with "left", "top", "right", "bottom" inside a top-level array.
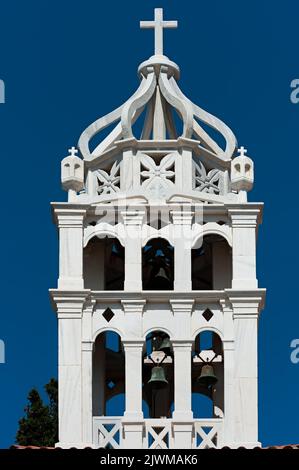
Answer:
[{"left": 78, "top": 51, "right": 237, "bottom": 164}]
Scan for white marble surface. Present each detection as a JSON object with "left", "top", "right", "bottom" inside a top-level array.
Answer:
[{"left": 50, "top": 8, "right": 266, "bottom": 450}]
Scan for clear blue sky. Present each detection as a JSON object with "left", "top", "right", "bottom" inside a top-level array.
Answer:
[{"left": 0, "top": 0, "right": 298, "bottom": 448}]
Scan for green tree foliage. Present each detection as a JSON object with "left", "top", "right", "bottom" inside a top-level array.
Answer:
[{"left": 16, "top": 378, "right": 58, "bottom": 447}]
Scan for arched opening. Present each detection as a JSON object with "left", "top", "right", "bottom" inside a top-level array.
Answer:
[
  {"left": 84, "top": 236, "right": 124, "bottom": 290},
  {"left": 142, "top": 330, "right": 174, "bottom": 418},
  {"left": 93, "top": 330, "right": 125, "bottom": 417},
  {"left": 142, "top": 238, "right": 174, "bottom": 290},
  {"left": 192, "top": 330, "right": 224, "bottom": 419},
  {"left": 192, "top": 234, "right": 231, "bottom": 290}
]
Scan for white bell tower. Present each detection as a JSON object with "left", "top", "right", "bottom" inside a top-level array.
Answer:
[{"left": 50, "top": 8, "right": 266, "bottom": 449}]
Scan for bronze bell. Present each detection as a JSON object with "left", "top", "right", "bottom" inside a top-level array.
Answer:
[
  {"left": 151, "top": 266, "right": 172, "bottom": 290},
  {"left": 147, "top": 366, "right": 168, "bottom": 389},
  {"left": 197, "top": 364, "right": 218, "bottom": 387},
  {"left": 155, "top": 267, "right": 169, "bottom": 280},
  {"left": 159, "top": 337, "right": 172, "bottom": 357}
]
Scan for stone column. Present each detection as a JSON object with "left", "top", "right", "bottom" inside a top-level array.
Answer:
[
  {"left": 82, "top": 341, "right": 93, "bottom": 446},
  {"left": 176, "top": 140, "right": 193, "bottom": 192},
  {"left": 220, "top": 299, "right": 235, "bottom": 447},
  {"left": 171, "top": 210, "right": 193, "bottom": 291},
  {"left": 228, "top": 209, "right": 259, "bottom": 290},
  {"left": 121, "top": 298, "right": 145, "bottom": 449},
  {"left": 92, "top": 334, "right": 106, "bottom": 416},
  {"left": 50, "top": 290, "right": 89, "bottom": 448},
  {"left": 172, "top": 341, "right": 193, "bottom": 448},
  {"left": 121, "top": 210, "right": 145, "bottom": 292},
  {"left": 122, "top": 340, "right": 144, "bottom": 449},
  {"left": 81, "top": 300, "right": 95, "bottom": 446},
  {"left": 120, "top": 140, "right": 138, "bottom": 192},
  {"left": 54, "top": 207, "right": 86, "bottom": 290},
  {"left": 170, "top": 300, "right": 194, "bottom": 448},
  {"left": 228, "top": 292, "right": 264, "bottom": 448}
]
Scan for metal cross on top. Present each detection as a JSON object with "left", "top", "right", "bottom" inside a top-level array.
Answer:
[
  {"left": 68, "top": 146, "right": 78, "bottom": 157},
  {"left": 238, "top": 146, "right": 247, "bottom": 157},
  {"left": 140, "top": 8, "right": 178, "bottom": 56}
]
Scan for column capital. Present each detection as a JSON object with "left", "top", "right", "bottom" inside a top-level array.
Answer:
[
  {"left": 83, "top": 298, "right": 96, "bottom": 312},
  {"left": 222, "top": 339, "right": 235, "bottom": 351},
  {"left": 52, "top": 207, "right": 87, "bottom": 228},
  {"left": 170, "top": 210, "right": 194, "bottom": 225},
  {"left": 49, "top": 289, "right": 91, "bottom": 318},
  {"left": 225, "top": 289, "right": 266, "bottom": 318},
  {"left": 219, "top": 298, "right": 233, "bottom": 312},
  {"left": 120, "top": 210, "right": 145, "bottom": 226},
  {"left": 81, "top": 340, "right": 93, "bottom": 352},
  {"left": 228, "top": 208, "right": 260, "bottom": 228},
  {"left": 169, "top": 299, "right": 194, "bottom": 313},
  {"left": 121, "top": 300, "right": 146, "bottom": 314},
  {"left": 172, "top": 340, "right": 193, "bottom": 350},
  {"left": 122, "top": 340, "right": 144, "bottom": 349}
]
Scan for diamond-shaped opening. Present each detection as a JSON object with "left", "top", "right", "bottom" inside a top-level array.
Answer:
[
  {"left": 107, "top": 380, "right": 116, "bottom": 390},
  {"left": 103, "top": 307, "right": 114, "bottom": 323},
  {"left": 202, "top": 308, "right": 213, "bottom": 322}
]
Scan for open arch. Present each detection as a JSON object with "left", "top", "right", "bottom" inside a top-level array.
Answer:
[
  {"left": 84, "top": 226, "right": 125, "bottom": 248},
  {"left": 142, "top": 330, "right": 174, "bottom": 418},
  {"left": 93, "top": 330, "right": 125, "bottom": 418},
  {"left": 192, "top": 223, "right": 232, "bottom": 249},
  {"left": 192, "top": 330, "right": 224, "bottom": 419},
  {"left": 192, "top": 325, "right": 223, "bottom": 342},
  {"left": 192, "top": 234, "right": 232, "bottom": 290},
  {"left": 142, "top": 237, "right": 174, "bottom": 290},
  {"left": 143, "top": 326, "right": 173, "bottom": 341},
  {"left": 84, "top": 236, "right": 124, "bottom": 290}
]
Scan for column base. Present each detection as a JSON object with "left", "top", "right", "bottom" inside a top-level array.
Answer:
[
  {"left": 121, "top": 421, "right": 144, "bottom": 449},
  {"left": 124, "top": 281, "right": 143, "bottom": 291},
  {"left": 57, "top": 278, "right": 84, "bottom": 290},
  {"left": 123, "top": 411, "right": 144, "bottom": 421},
  {"left": 231, "top": 279, "right": 258, "bottom": 289},
  {"left": 172, "top": 410, "right": 193, "bottom": 421},
  {"left": 174, "top": 281, "right": 192, "bottom": 291},
  {"left": 172, "top": 422, "right": 194, "bottom": 449}
]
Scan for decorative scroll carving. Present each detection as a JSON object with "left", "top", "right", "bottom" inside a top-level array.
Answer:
[
  {"left": 140, "top": 153, "right": 175, "bottom": 198},
  {"left": 193, "top": 161, "right": 220, "bottom": 194},
  {"left": 95, "top": 161, "right": 120, "bottom": 195}
]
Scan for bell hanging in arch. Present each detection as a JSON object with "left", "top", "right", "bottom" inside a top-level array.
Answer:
[
  {"left": 151, "top": 266, "right": 172, "bottom": 290},
  {"left": 158, "top": 337, "right": 172, "bottom": 357},
  {"left": 147, "top": 365, "right": 168, "bottom": 389},
  {"left": 197, "top": 364, "right": 218, "bottom": 387}
]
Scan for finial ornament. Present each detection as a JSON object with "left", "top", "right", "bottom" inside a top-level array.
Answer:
[
  {"left": 231, "top": 145, "right": 254, "bottom": 199},
  {"left": 140, "top": 8, "right": 178, "bottom": 56},
  {"left": 61, "top": 146, "right": 84, "bottom": 200},
  {"left": 68, "top": 146, "right": 78, "bottom": 157}
]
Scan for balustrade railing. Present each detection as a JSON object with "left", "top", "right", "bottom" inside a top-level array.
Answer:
[{"left": 93, "top": 417, "right": 223, "bottom": 449}]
